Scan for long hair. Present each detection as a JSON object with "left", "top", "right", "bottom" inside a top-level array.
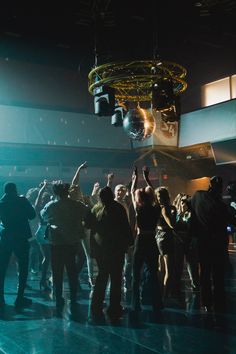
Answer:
[
  {"left": 173, "top": 193, "right": 191, "bottom": 215},
  {"left": 173, "top": 193, "right": 185, "bottom": 213},
  {"left": 155, "top": 186, "right": 170, "bottom": 205}
]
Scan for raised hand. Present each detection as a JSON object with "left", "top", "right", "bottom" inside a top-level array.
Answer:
[
  {"left": 71, "top": 162, "right": 87, "bottom": 186},
  {"left": 42, "top": 180, "right": 49, "bottom": 189},
  {"left": 107, "top": 172, "right": 114, "bottom": 181},
  {"left": 131, "top": 166, "right": 138, "bottom": 198},
  {"left": 142, "top": 165, "right": 153, "bottom": 188},
  {"left": 142, "top": 165, "right": 150, "bottom": 179},
  {"left": 106, "top": 172, "right": 114, "bottom": 187},
  {"left": 132, "top": 166, "right": 138, "bottom": 182},
  {"left": 52, "top": 180, "right": 62, "bottom": 185},
  {"left": 92, "top": 182, "right": 100, "bottom": 196},
  {"left": 78, "top": 161, "right": 87, "bottom": 170}
]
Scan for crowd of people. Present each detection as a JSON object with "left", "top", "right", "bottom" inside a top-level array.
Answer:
[{"left": 0, "top": 162, "right": 236, "bottom": 324}]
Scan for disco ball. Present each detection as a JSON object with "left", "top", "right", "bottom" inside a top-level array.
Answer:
[{"left": 123, "top": 108, "right": 156, "bottom": 141}]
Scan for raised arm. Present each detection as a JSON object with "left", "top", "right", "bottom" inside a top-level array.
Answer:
[
  {"left": 161, "top": 205, "right": 176, "bottom": 229},
  {"left": 131, "top": 166, "right": 138, "bottom": 207},
  {"left": 35, "top": 180, "right": 48, "bottom": 213},
  {"left": 71, "top": 161, "right": 87, "bottom": 186},
  {"left": 90, "top": 182, "right": 101, "bottom": 206},
  {"left": 106, "top": 172, "right": 114, "bottom": 188},
  {"left": 142, "top": 166, "right": 153, "bottom": 188}
]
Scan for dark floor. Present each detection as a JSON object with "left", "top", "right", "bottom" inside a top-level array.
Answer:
[{"left": 1, "top": 248, "right": 236, "bottom": 354}]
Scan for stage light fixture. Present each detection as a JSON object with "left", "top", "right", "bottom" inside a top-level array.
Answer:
[
  {"left": 88, "top": 59, "right": 187, "bottom": 140},
  {"left": 161, "top": 96, "right": 181, "bottom": 122},
  {"left": 151, "top": 79, "right": 174, "bottom": 111},
  {"left": 111, "top": 103, "right": 126, "bottom": 127},
  {"left": 94, "top": 85, "right": 115, "bottom": 116}
]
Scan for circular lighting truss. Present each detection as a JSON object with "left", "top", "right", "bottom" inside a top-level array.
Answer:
[{"left": 88, "top": 59, "right": 187, "bottom": 111}]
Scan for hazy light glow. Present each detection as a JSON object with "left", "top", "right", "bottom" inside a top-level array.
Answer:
[
  {"left": 139, "top": 108, "right": 156, "bottom": 139},
  {"left": 231, "top": 75, "right": 236, "bottom": 99},
  {"left": 202, "top": 77, "right": 230, "bottom": 107}
]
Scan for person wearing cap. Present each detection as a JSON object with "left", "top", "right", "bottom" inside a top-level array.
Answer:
[{"left": 0, "top": 182, "right": 36, "bottom": 309}]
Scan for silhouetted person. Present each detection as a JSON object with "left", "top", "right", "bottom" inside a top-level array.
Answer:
[
  {"left": 85, "top": 186, "right": 133, "bottom": 322},
  {"left": 0, "top": 182, "right": 36, "bottom": 309},
  {"left": 174, "top": 194, "right": 199, "bottom": 293},
  {"left": 41, "top": 182, "right": 88, "bottom": 314},
  {"left": 34, "top": 181, "right": 52, "bottom": 292},
  {"left": 191, "top": 176, "right": 236, "bottom": 313},
  {"left": 155, "top": 186, "right": 176, "bottom": 301},
  {"left": 130, "top": 167, "right": 162, "bottom": 316}
]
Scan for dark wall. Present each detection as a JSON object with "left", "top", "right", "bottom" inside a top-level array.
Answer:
[{"left": 0, "top": 58, "right": 92, "bottom": 113}]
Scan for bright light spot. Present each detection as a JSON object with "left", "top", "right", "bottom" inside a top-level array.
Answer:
[
  {"left": 232, "top": 75, "right": 236, "bottom": 99},
  {"left": 202, "top": 77, "right": 230, "bottom": 107}
]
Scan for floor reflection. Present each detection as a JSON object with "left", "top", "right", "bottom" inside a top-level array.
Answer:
[{"left": 0, "top": 251, "right": 235, "bottom": 353}]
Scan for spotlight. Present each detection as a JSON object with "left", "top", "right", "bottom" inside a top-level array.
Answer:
[
  {"left": 94, "top": 85, "right": 115, "bottom": 116},
  {"left": 111, "top": 104, "right": 126, "bottom": 127},
  {"left": 152, "top": 79, "right": 174, "bottom": 111}
]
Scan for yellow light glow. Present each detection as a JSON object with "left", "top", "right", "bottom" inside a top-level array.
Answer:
[
  {"left": 186, "top": 176, "right": 210, "bottom": 195},
  {"left": 139, "top": 108, "right": 156, "bottom": 139},
  {"left": 231, "top": 75, "right": 236, "bottom": 99}
]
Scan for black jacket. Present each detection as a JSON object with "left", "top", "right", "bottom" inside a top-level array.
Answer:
[
  {"left": 191, "top": 190, "right": 235, "bottom": 242},
  {"left": 0, "top": 194, "right": 36, "bottom": 240},
  {"left": 85, "top": 200, "right": 133, "bottom": 257}
]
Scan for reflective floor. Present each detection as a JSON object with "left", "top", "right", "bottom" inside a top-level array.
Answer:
[{"left": 0, "top": 249, "right": 236, "bottom": 354}]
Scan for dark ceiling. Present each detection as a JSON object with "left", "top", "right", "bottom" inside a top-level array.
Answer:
[
  {"left": 1, "top": 0, "right": 236, "bottom": 75},
  {"left": 0, "top": 0, "right": 236, "bottom": 116},
  {"left": 0, "top": 1, "right": 236, "bottom": 182}
]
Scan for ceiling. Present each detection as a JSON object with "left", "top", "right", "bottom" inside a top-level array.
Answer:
[
  {"left": 1, "top": 0, "right": 236, "bottom": 77},
  {"left": 0, "top": 0, "right": 236, "bottom": 176},
  {"left": 1, "top": 0, "right": 235, "bottom": 117}
]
